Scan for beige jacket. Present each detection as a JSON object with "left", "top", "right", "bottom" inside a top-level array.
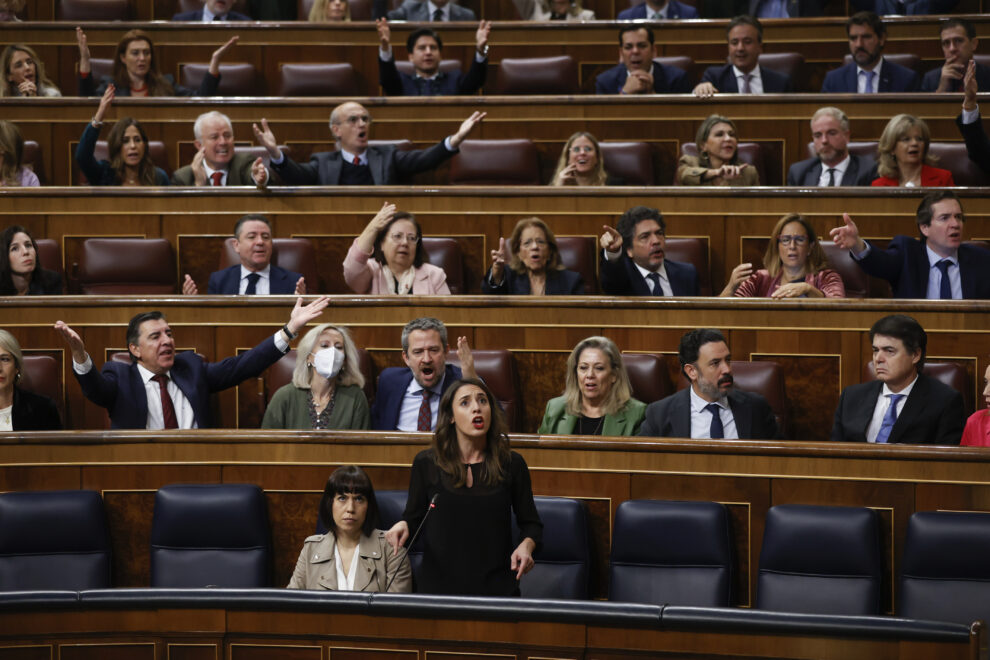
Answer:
[{"left": 286, "top": 529, "right": 412, "bottom": 592}]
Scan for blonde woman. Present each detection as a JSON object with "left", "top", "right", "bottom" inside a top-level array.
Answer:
[
  {"left": 308, "top": 0, "right": 349, "bottom": 21},
  {"left": 872, "top": 114, "right": 954, "bottom": 187},
  {"left": 550, "top": 132, "right": 613, "bottom": 186},
  {"left": 677, "top": 114, "right": 758, "bottom": 186},
  {"left": 1, "top": 45, "right": 61, "bottom": 97}
]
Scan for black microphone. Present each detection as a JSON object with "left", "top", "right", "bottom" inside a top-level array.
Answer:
[{"left": 384, "top": 493, "right": 437, "bottom": 593}]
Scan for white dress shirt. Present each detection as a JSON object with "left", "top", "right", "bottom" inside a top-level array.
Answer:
[
  {"left": 818, "top": 154, "right": 851, "bottom": 187},
  {"left": 857, "top": 59, "right": 883, "bottom": 93},
  {"left": 733, "top": 65, "right": 764, "bottom": 94},
  {"left": 334, "top": 541, "right": 360, "bottom": 591},
  {"left": 925, "top": 245, "right": 962, "bottom": 300},
  {"left": 397, "top": 371, "right": 447, "bottom": 431},
  {"left": 632, "top": 260, "right": 673, "bottom": 296},
  {"left": 866, "top": 375, "right": 917, "bottom": 443},
  {"left": 239, "top": 264, "right": 272, "bottom": 295},
  {"left": 427, "top": 0, "right": 449, "bottom": 19},
  {"left": 689, "top": 386, "right": 739, "bottom": 439}
]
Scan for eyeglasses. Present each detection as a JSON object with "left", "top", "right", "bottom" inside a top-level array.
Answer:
[
  {"left": 521, "top": 239, "right": 548, "bottom": 248},
  {"left": 388, "top": 232, "right": 418, "bottom": 244},
  {"left": 778, "top": 235, "right": 809, "bottom": 246},
  {"left": 342, "top": 114, "right": 371, "bottom": 125}
]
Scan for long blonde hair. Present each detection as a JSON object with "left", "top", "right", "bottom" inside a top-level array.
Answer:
[
  {"left": 0, "top": 120, "right": 25, "bottom": 186},
  {"left": 308, "top": 0, "right": 350, "bottom": 21},
  {"left": 563, "top": 336, "right": 633, "bottom": 417},
  {"left": 550, "top": 131, "right": 608, "bottom": 186},
  {"left": 876, "top": 114, "right": 937, "bottom": 180},
  {"left": 1, "top": 45, "right": 60, "bottom": 97},
  {"left": 291, "top": 323, "right": 365, "bottom": 389}
]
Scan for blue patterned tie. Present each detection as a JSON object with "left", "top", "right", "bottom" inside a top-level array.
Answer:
[
  {"left": 863, "top": 70, "right": 876, "bottom": 93},
  {"left": 874, "top": 393, "right": 904, "bottom": 444},
  {"left": 935, "top": 259, "right": 953, "bottom": 300},
  {"left": 705, "top": 403, "right": 724, "bottom": 439}
]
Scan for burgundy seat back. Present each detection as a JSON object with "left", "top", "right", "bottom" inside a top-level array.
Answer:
[
  {"left": 820, "top": 241, "right": 869, "bottom": 299},
  {"left": 20, "top": 355, "right": 62, "bottom": 418},
  {"left": 34, "top": 238, "right": 62, "bottom": 276},
  {"left": 600, "top": 141, "right": 655, "bottom": 186},
  {"left": 220, "top": 237, "right": 321, "bottom": 293},
  {"left": 654, "top": 55, "right": 693, "bottom": 73},
  {"left": 448, "top": 139, "right": 541, "bottom": 185},
  {"left": 266, "top": 348, "right": 376, "bottom": 405},
  {"left": 678, "top": 360, "right": 789, "bottom": 438},
  {"left": 621, "top": 352, "right": 671, "bottom": 405},
  {"left": 863, "top": 361, "right": 973, "bottom": 416},
  {"left": 77, "top": 238, "right": 176, "bottom": 294},
  {"left": 421, "top": 237, "right": 464, "bottom": 294},
  {"left": 663, "top": 237, "right": 710, "bottom": 296},
  {"left": 679, "top": 142, "right": 765, "bottom": 187},
  {"left": 177, "top": 0, "right": 249, "bottom": 13},
  {"left": 58, "top": 0, "right": 129, "bottom": 19},
  {"left": 445, "top": 349, "right": 521, "bottom": 431},
  {"left": 180, "top": 63, "right": 262, "bottom": 95},
  {"left": 278, "top": 63, "right": 359, "bottom": 96},
  {"left": 22, "top": 141, "right": 44, "bottom": 185},
  {"left": 555, "top": 236, "right": 596, "bottom": 294},
  {"left": 85, "top": 58, "right": 114, "bottom": 82},
  {"left": 757, "top": 52, "right": 805, "bottom": 85},
  {"left": 495, "top": 56, "right": 578, "bottom": 94},
  {"left": 928, "top": 142, "right": 990, "bottom": 187}
]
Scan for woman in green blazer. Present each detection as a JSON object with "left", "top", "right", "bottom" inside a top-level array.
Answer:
[{"left": 538, "top": 336, "right": 646, "bottom": 437}]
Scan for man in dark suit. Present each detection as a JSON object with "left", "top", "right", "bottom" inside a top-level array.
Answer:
[
  {"left": 693, "top": 15, "right": 793, "bottom": 98},
  {"left": 786, "top": 107, "right": 876, "bottom": 186},
  {"left": 599, "top": 206, "right": 699, "bottom": 297},
  {"left": 182, "top": 215, "right": 306, "bottom": 295},
  {"left": 172, "top": 111, "right": 270, "bottom": 187},
  {"left": 831, "top": 315, "right": 964, "bottom": 445},
  {"left": 371, "top": 317, "right": 476, "bottom": 431},
  {"left": 820, "top": 12, "right": 919, "bottom": 93},
  {"left": 921, "top": 19, "right": 990, "bottom": 93},
  {"left": 595, "top": 26, "right": 692, "bottom": 95},
  {"left": 387, "top": 0, "right": 476, "bottom": 21},
  {"left": 957, "top": 60, "right": 990, "bottom": 173},
  {"left": 172, "top": 0, "right": 251, "bottom": 20},
  {"left": 639, "top": 328, "right": 779, "bottom": 439},
  {"left": 377, "top": 21, "right": 489, "bottom": 96},
  {"left": 851, "top": 0, "right": 961, "bottom": 15},
  {"left": 54, "top": 297, "right": 330, "bottom": 429},
  {"left": 745, "top": 0, "right": 823, "bottom": 16},
  {"left": 255, "top": 101, "right": 484, "bottom": 185},
  {"left": 617, "top": 0, "right": 696, "bottom": 20},
  {"left": 829, "top": 191, "right": 990, "bottom": 299}
]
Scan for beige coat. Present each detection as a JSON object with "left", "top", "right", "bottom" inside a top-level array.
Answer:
[
  {"left": 286, "top": 529, "right": 412, "bottom": 592},
  {"left": 676, "top": 154, "right": 761, "bottom": 186}
]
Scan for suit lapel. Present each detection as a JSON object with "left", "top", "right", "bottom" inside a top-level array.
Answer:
[
  {"left": 728, "top": 390, "right": 751, "bottom": 438},
  {"left": 672, "top": 389, "right": 692, "bottom": 437},
  {"left": 352, "top": 534, "right": 382, "bottom": 592},
  {"left": 912, "top": 241, "right": 931, "bottom": 298},
  {"left": 168, "top": 357, "right": 199, "bottom": 427},
  {"left": 128, "top": 363, "right": 150, "bottom": 427},
  {"left": 840, "top": 158, "right": 858, "bottom": 186},
  {"left": 602, "top": 409, "right": 626, "bottom": 436},
  {"left": 368, "top": 148, "right": 385, "bottom": 185},
  {"left": 856, "top": 381, "right": 883, "bottom": 441},
  {"left": 222, "top": 267, "right": 240, "bottom": 294},
  {"left": 887, "top": 376, "right": 926, "bottom": 443},
  {"left": 807, "top": 161, "right": 824, "bottom": 186},
  {"left": 958, "top": 247, "right": 976, "bottom": 299},
  {"left": 391, "top": 370, "right": 416, "bottom": 430}
]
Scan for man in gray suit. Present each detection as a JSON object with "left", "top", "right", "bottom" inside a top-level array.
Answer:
[
  {"left": 786, "top": 107, "right": 876, "bottom": 187},
  {"left": 172, "top": 111, "right": 270, "bottom": 187},
  {"left": 638, "top": 328, "right": 779, "bottom": 440},
  {"left": 387, "top": 0, "right": 476, "bottom": 20},
  {"left": 254, "top": 101, "right": 485, "bottom": 186}
]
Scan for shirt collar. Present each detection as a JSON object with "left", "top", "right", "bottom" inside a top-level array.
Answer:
[
  {"left": 341, "top": 148, "right": 367, "bottom": 166},
  {"left": 632, "top": 259, "right": 668, "bottom": 283},
  {"left": 732, "top": 64, "right": 761, "bottom": 82},
  {"left": 926, "top": 244, "right": 958, "bottom": 267},
  {"left": 689, "top": 384, "right": 728, "bottom": 413},
  {"left": 881, "top": 373, "right": 918, "bottom": 398},
  {"left": 427, "top": 0, "right": 447, "bottom": 18},
  {"left": 824, "top": 153, "right": 851, "bottom": 175},
  {"left": 202, "top": 160, "right": 228, "bottom": 178},
  {"left": 202, "top": 4, "right": 222, "bottom": 20},
  {"left": 136, "top": 362, "right": 171, "bottom": 384},
  {"left": 240, "top": 264, "right": 271, "bottom": 280},
  {"left": 857, "top": 57, "right": 883, "bottom": 77}
]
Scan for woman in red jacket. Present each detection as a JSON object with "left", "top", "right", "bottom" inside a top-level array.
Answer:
[{"left": 872, "top": 114, "right": 954, "bottom": 187}]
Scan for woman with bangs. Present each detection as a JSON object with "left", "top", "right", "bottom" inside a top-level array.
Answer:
[
  {"left": 482, "top": 217, "right": 583, "bottom": 295},
  {"left": 872, "top": 114, "right": 955, "bottom": 187},
  {"left": 1, "top": 44, "right": 61, "bottom": 97}
]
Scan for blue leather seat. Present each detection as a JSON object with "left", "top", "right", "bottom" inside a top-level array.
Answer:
[
  {"left": 0, "top": 490, "right": 111, "bottom": 591},
  {"left": 515, "top": 496, "right": 590, "bottom": 600},
  {"left": 374, "top": 490, "right": 424, "bottom": 586},
  {"left": 151, "top": 484, "right": 271, "bottom": 588},
  {"left": 608, "top": 500, "right": 733, "bottom": 606},
  {"left": 757, "top": 504, "right": 881, "bottom": 615},
  {"left": 899, "top": 510, "right": 990, "bottom": 626}
]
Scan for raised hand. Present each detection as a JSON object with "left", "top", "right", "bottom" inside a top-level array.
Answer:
[
  {"left": 490, "top": 237, "right": 507, "bottom": 282},
  {"left": 475, "top": 20, "right": 492, "bottom": 54},
  {"left": 456, "top": 336, "right": 476, "bottom": 380},
  {"left": 828, "top": 213, "right": 865, "bottom": 253},
  {"left": 182, "top": 274, "right": 199, "bottom": 295},
  {"left": 449, "top": 111, "right": 486, "bottom": 149},
  {"left": 376, "top": 18, "right": 391, "bottom": 51},
  {"left": 357, "top": 201, "right": 397, "bottom": 253},
  {"left": 600, "top": 225, "right": 623, "bottom": 253},
  {"left": 286, "top": 295, "right": 330, "bottom": 336},
  {"left": 190, "top": 149, "right": 208, "bottom": 186},
  {"left": 963, "top": 59, "right": 978, "bottom": 111},
  {"left": 208, "top": 36, "right": 239, "bottom": 76},
  {"left": 252, "top": 118, "right": 280, "bottom": 159},
  {"left": 720, "top": 262, "right": 753, "bottom": 296},
  {"left": 93, "top": 84, "right": 115, "bottom": 125},
  {"left": 293, "top": 276, "right": 306, "bottom": 295},
  {"left": 251, "top": 156, "right": 268, "bottom": 187},
  {"left": 76, "top": 27, "right": 91, "bottom": 74},
  {"left": 54, "top": 320, "right": 88, "bottom": 364}
]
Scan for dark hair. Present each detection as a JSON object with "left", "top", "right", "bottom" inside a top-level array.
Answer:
[
  {"left": 433, "top": 378, "right": 510, "bottom": 488},
  {"left": 407, "top": 27, "right": 442, "bottom": 52},
  {"left": 126, "top": 311, "right": 166, "bottom": 362},
  {"left": 233, "top": 214, "right": 272, "bottom": 239},
  {"left": 0, "top": 224, "right": 41, "bottom": 295},
  {"left": 940, "top": 17, "right": 976, "bottom": 39},
  {"left": 106, "top": 117, "right": 158, "bottom": 186},
  {"left": 916, "top": 191, "right": 963, "bottom": 241},
  {"left": 112, "top": 29, "right": 174, "bottom": 96},
  {"left": 373, "top": 211, "right": 428, "bottom": 269},
  {"left": 619, "top": 25, "right": 653, "bottom": 46},
  {"left": 318, "top": 465, "right": 379, "bottom": 537},
  {"left": 847, "top": 11, "right": 885, "bottom": 38},
  {"left": 870, "top": 314, "right": 926, "bottom": 372},
  {"left": 727, "top": 15, "right": 762, "bottom": 42},
  {"left": 678, "top": 328, "right": 728, "bottom": 379},
  {"left": 616, "top": 206, "right": 665, "bottom": 248}
]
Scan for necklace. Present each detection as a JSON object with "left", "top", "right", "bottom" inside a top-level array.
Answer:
[
  {"left": 0, "top": 405, "right": 12, "bottom": 429},
  {"left": 307, "top": 388, "right": 337, "bottom": 430}
]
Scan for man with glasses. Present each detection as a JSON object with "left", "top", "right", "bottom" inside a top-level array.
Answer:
[{"left": 253, "top": 101, "right": 485, "bottom": 185}]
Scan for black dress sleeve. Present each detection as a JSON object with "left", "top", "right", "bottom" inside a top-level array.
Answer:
[
  {"left": 509, "top": 451, "right": 543, "bottom": 552},
  {"left": 402, "top": 450, "right": 436, "bottom": 534}
]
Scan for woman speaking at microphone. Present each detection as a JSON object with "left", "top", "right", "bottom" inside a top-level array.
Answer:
[{"left": 385, "top": 378, "right": 543, "bottom": 596}]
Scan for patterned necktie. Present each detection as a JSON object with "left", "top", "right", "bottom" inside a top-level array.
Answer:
[
  {"left": 151, "top": 374, "right": 178, "bottom": 429},
  {"left": 935, "top": 259, "right": 953, "bottom": 299},
  {"left": 245, "top": 272, "right": 260, "bottom": 295},
  {"left": 432, "top": 7, "right": 443, "bottom": 20},
  {"left": 646, "top": 272, "right": 663, "bottom": 296},
  {"left": 210, "top": 171, "right": 223, "bottom": 186},
  {"left": 863, "top": 70, "right": 876, "bottom": 93},
  {"left": 417, "top": 389, "right": 432, "bottom": 431},
  {"left": 740, "top": 73, "right": 752, "bottom": 94},
  {"left": 874, "top": 393, "right": 904, "bottom": 444},
  {"left": 705, "top": 403, "right": 724, "bottom": 439},
  {"left": 827, "top": 168, "right": 837, "bottom": 187}
]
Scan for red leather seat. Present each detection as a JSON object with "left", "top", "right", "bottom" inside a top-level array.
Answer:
[
  {"left": 180, "top": 63, "right": 262, "bottom": 95},
  {"left": 77, "top": 238, "right": 176, "bottom": 295},
  {"left": 75, "top": 140, "right": 170, "bottom": 185},
  {"left": 928, "top": 142, "right": 990, "bottom": 187},
  {"left": 663, "top": 238, "right": 711, "bottom": 296},
  {"left": 679, "top": 142, "right": 766, "bottom": 187},
  {"left": 421, "top": 237, "right": 464, "bottom": 294},
  {"left": 600, "top": 141, "right": 655, "bottom": 186},
  {"left": 621, "top": 352, "right": 671, "bottom": 405},
  {"left": 20, "top": 355, "right": 62, "bottom": 419},
  {"left": 445, "top": 349, "right": 521, "bottom": 431},
  {"left": 448, "top": 139, "right": 540, "bottom": 185},
  {"left": 758, "top": 52, "right": 805, "bottom": 85},
  {"left": 820, "top": 241, "right": 869, "bottom": 299},
  {"left": 22, "top": 141, "right": 44, "bottom": 185},
  {"left": 678, "top": 360, "right": 790, "bottom": 438},
  {"left": 555, "top": 236, "right": 596, "bottom": 294},
  {"left": 220, "top": 237, "right": 320, "bottom": 293},
  {"left": 58, "top": 0, "right": 129, "bottom": 20},
  {"left": 654, "top": 56, "right": 693, "bottom": 73},
  {"left": 264, "top": 348, "right": 376, "bottom": 406},
  {"left": 84, "top": 58, "right": 114, "bottom": 82},
  {"left": 278, "top": 63, "right": 359, "bottom": 96},
  {"left": 863, "top": 361, "right": 973, "bottom": 416},
  {"left": 231, "top": 145, "right": 291, "bottom": 172},
  {"left": 495, "top": 56, "right": 578, "bottom": 95},
  {"left": 34, "top": 239, "right": 61, "bottom": 276}
]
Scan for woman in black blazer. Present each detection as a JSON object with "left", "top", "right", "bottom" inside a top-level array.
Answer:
[
  {"left": 481, "top": 217, "right": 584, "bottom": 295},
  {"left": 0, "top": 329, "right": 62, "bottom": 431},
  {"left": 0, "top": 225, "right": 63, "bottom": 296}
]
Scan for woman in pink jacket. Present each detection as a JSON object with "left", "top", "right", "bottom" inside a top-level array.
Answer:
[{"left": 343, "top": 202, "right": 450, "bottom": 295}]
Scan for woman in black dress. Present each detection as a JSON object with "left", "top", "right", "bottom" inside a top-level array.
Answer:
[{"left": 385, "top": 378, "right": 542, "bottom": 596}]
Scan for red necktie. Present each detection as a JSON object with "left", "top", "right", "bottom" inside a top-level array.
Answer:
[
  {"left": 417, "top": 390, "right": 432, "bottom": 431},
  {"left": 210, "top": 171, "right": 223, "bottom": 186},
  {"left": 151, "top": 374, "right": 179, "bottom": 429},
  {"left": 353, "top": 155, "right": 361, "bottom": 166}
]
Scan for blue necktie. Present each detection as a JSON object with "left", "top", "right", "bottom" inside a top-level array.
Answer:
[
  {"left": 862, "top": 70, "right": 876, "bottom": 93},
  {"left": 874, "top": 393, "right": 904, "bottom": 444},
  {"left": 935, "top": 259, "right": 953, "bottom": 300},
  {"left": 245, "top": 272, "right": 260, "bottom": 295},
  {"left": 705, "top": 403, "right": 724, "bottom": 439},
  {"left": 646, "top": 272, "right": 663, "bottom": 296}
]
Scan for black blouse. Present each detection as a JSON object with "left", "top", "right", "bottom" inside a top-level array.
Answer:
[{"left": 402, "top": 448, "right": 543, "bottom": 597}]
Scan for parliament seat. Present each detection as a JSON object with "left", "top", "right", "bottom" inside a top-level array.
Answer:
[
  {"left": 421, "top": 237, "right": 465, "bottom": 294},
  {"left": 74, "top": 140, "right": 170, "bottom": 186},
  {"left": 180, "top": 62, "right": 262, "bottom": 96},
  {"left": 448, "top": 139, "right": 541, "bottom": 185},
  {"left": 600, "top": 141, "right": 655, "bottom": 186},
  {"left": 0, "top": 490, "right": 111, "bottom": 591},
  {"left": 34, "top": 238, "right": 61, "bottom": 275},
  {"left": 57, "top": 0, "right": 128, "bottom": 19},
  {"left": 676, "top": 360, "right": 789, "bottom": 438},
  {"left": 609, "top": 499, "right": 733, "bottom": 607},
  {"left": 821, "top": 240, "right": 870, "bottom": 298},
  {"left": 220, "top": 237, "right": 320, "bottom": 294},
  {"left": 555, "top": 235, "right": 597, "bottom": 294},
  {"left": 22, "top": 140, "right": 44, "bottom": 185},
  {"left": 298, "top": 0, "right": 373, "bottom": 19},
  {"left": 85, "top": 58, "right": 114, "bottom": 82},
  {"left": 278, "top": 63, "right": 359, "bottom": 96},
  {"left": 663, "top": 237, "right": 711, "bottom": 296},
  {"left": 494, "top": 56, "right": 578, "bottom": 95},
  {"left": 654, "top": 55, "right": 693, "bottom": 73},
  {"left": 76, "top": 238, "right": 176, "bottom": 295},
  {"left": 373, "top": 489, "right": 424, "bottom": 585},
  {"left": 20, "top": 355, "right": 62, "bottom": 418},
  {"left": 151, "top": 483, "right": 271, "bottom": 588},
  {"left": 621, "top": 352, "right": 671, "bottom": 405},
  {"left": 899, "top": 510, "right": 990, "bottom": 627},
  {"left": 863, "top": 360, "right": 973, "bottom": 416},
  {"left": 176, "top": 0, "right": 248, "bottom": 13},
  {"left": 757, "top": 52, "right": 805, "bottom": 87},
  {"left": 678, "top": 142, "right": 766, "bottom": 187},
  {"left": 445, "top": 349, "right": 521, "bottom": 431},
  {"left": 264, "top": 347, "right": 377, "bottom": 407},
  {"left": 516, "top": 496, "right": 590, "bottom": 600},
  {"left": 757, "top": 504, "right": 881, "bottom": 615},
  {"left": 929, "top": 142, "right": 990, "bottom": 187}
]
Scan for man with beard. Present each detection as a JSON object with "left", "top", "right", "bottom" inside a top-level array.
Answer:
[
  {"left": 786, "top": 107, "right": 876, "bottom": 186},
  {"left": 638, "top": 329, "right": 779, "bottom": 439},
  {"left": 821, "top": 12, "right": 919, "bottom": 93}
]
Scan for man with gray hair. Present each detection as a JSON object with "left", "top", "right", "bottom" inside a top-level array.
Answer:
[
  {"left": 786, "top": 106, "right": 876, "bottom": 186},
  {"left": 370, "top": 317, "right": 476, "bottom": 431},
  {"left": 172, "top": 111, "right": 270, "bottom": 186}
]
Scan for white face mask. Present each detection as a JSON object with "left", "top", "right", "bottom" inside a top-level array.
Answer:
[{"left": 311, "top": 346, "right": 344, "bottom": 380}]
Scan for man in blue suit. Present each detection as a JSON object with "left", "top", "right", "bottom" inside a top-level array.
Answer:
[
  {"left": 54, "top": 296, "right": 330, "bottom": 429},
  {"left": 371, "top": 317, "right": 477, "bottom": 431},
  {"left": 820, "top": 12, "right": 919, "bottom": 93},
  {"left": 786, "top": 107, "right": 876, "bottom": 186},
  {"left": 957, "top": 61, "right": 990, "bottom": 173},
  {"left": 921, "top": 18, "right": 990, "bottom": 93},
  {"left": 595, "top": 26, "right": 692, "bottom": 95},
  {"left": 829, "top": 191, "right": 990, "bottom": 299},
  {"left": 172, "top": 0, "right": 251, "bottom": 20},
  {"left": 377, "top": 21, "right": 489, "bottom": 96},
  {"left": 693, "top": 16, "right": 793, "bottom": 97},
  {"left": 182, "top": 215, "right": 306, "bottom": 295},
  {"left": 599, "top": 206, "right": 700, "bottom": 297},
  {"left": 387, "top": 0, "right": 476, "bottom": 21},
  {"left": 617, "top": 0, "right": 696, "bottom": 20}
]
